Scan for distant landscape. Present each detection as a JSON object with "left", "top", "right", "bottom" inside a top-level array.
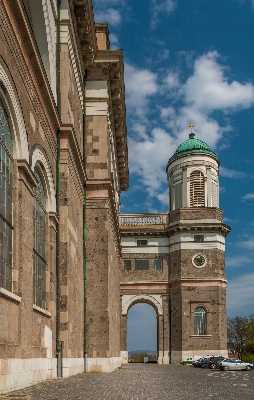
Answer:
[
  {"left": 129, "top": 350, "right": 157, "bottom": 356},
  {"left": 128, "top": 350, "right": 157, "bottom": 362}
]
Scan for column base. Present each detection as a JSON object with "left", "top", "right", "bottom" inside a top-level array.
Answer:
[
  {"left": 87, "top": 356, "right": 122, "bottom": 372},
  {"left": 157, "top": 351, "right": 169, "bottom": 364}
]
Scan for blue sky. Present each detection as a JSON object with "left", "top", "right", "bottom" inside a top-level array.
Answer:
[{"left": 93, "top": 0, "right": 254, "bottom": 351}]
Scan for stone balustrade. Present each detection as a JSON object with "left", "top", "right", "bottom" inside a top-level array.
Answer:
[{"left": 120, "top": 213, "right": 168, "bottom": 226}]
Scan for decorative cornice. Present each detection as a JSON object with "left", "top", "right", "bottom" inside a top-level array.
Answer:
[
  {"left": 92, "top": 52, "right": 129, "bottom": 191},
  {"left": 73, "top": 0, "right": 97, "bottom": 69},
  {"left": 167, "top": 222, "right": 231, "bottom": 238}
]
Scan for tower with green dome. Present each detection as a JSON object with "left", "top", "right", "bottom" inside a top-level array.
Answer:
[{"left": 166, "top": 124, "right": 231, "bottom": 363}]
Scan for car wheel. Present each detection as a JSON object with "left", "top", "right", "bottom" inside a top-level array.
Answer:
[
  {"left": 223, "top": 366, "right": 229, "bottom": 371},
  {"left": 210, "top": 364, "right": 216, "bottom": 369},
  {"left": 201, "top": 364, "right": 206, "bottom": 368},
  {"left": 245, "top": 365, "right": 251, "bottom": 371}
]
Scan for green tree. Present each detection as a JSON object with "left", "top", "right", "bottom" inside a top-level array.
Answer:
[{"left": 227, "top": 316, "right": 249, "bottom": 359}]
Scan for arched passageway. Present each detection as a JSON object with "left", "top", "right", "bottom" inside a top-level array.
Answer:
[
  {"left": 121, "top": 294, "right": 170, "bottom": 364},
  {"left": 127, "top": 303, "right": 157, "bottom": 362}
]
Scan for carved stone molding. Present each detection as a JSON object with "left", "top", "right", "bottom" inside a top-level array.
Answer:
[
  {"left": 73, "top": 0, "right": 97, "bottom": 68},
  {"left": 17, "top": 159, "right": 37, "bottom": 195}
]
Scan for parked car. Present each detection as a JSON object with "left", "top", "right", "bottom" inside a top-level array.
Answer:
[
  {"left": 197, "top": 357, "right": 209, "bottom": 368},
  {"left": 207, "top": 356, "right": 225, "bottom": 369},
  {"left": 192, "top": 358, "right": 202, "bottom": 367},
  {"left": 219, "top": 359, "right": 253, "bottom": 371},
  {"left": 180, "top": 357, "right": 194, "bottom": 365}
]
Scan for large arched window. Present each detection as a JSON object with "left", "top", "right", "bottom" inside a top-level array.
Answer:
[
  {"left": 194, "top": 306, "right": 207, "bottom": 335},
  {"left": 33, "top": 166, "right": 46, "bottom": 309},
  {"left": 190, "top": 170, "right": 205, "bottom": 207},
  {"left": 0, "top": 100, "right": 13, "bottom": 291}
]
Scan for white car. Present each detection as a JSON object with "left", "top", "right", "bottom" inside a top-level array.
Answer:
[{"left": 219, "top": 358, "right": 252, "bottom": 371}]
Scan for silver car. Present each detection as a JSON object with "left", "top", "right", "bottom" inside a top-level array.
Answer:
[{"left": 219, "top": 358, "right": 252, "bottom": 371}]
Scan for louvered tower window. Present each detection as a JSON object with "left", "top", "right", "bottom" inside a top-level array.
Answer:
[
  {"left": 174, "top": 182, "right": 182, "bottom": 209},
  {"left": 211, "top": 180, "right": 217, "bottom": 207},
  {"left": 190, "top": 170, "right": 205, "bottom": 207},
  {"left": 33, "top": 167, "right": 47, "bottom": 309},
  {"left": 0, "top": 100, "right": 13, "bottom": 291}
]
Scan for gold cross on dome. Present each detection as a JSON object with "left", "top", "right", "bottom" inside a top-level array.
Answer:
[{"left": 189, "top": 123, "right": 195, "bottom": 134}]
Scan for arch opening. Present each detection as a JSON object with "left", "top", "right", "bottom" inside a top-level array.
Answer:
[{"left": 127, "top": 302, "right": 157, "bottom": 363}]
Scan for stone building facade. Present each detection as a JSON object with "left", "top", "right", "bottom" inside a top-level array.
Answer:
[
  {"left": 0, "top": 0, "right": 128, "bottom": 393},
  {"left": 120, "top": 132, "right": 231, "bottom": 364}
]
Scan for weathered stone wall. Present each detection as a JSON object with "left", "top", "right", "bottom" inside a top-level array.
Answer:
[
  {"left": 86, "top": 195, "right": 121, "bottom": 360},
  {"left": 169, "top": 208, "right": 223, "bottom": 223},
  {"left": 171, "top": 286, "right": 227, "bottom": 354},
  {"left": 107, "top": 206, "right": 121, "bottom": 358},
  {"left": 86, "top": 115, "right": 110, "bottom": 180},
  {"left": 59, "top": 149, "right": 84, "bottom": 358},
  {"left": 121, "top": 252, "right": 169, "bottom": 282},
  {"left": 169, "top": 249, "right": 225, "bottom": 280}
]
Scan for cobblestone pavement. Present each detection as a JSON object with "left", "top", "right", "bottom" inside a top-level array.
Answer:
[{"left": 1, "top": 364, "right": 254, "bottom": 400}]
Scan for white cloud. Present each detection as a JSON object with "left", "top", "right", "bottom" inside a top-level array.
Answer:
[
  {"left": 163, "top": 71, "right": 180, "bottom": 89},
  {"left": 224, "top": 217, "right": 238, "bottom": 223},
  {"left": 124, "top": 63, "right": 158, "bottom": 118},
  {"left": 183, "top": 51, "right": 254, "bottom": 112},
  {"left": 220, "top": 166, "right": 248, "bottom": 179},
  {"left": 94, "top": 8, "right": 121, "bottom": 26},
  {"left": 128, "top": 128, "right": 176, "bottom": 197},
  {"left": 150, "top": 0, "right": 176, "bottom": 28},
  {"left": 242, "top": 193, "right": 254, "bottom": 200},
  {"left": 237, "top": 237, "right": 254, "bottom": 249},
  {"left": 227, "top": 272, "right": 254, "bottom": 316},
  {"left": 226, "top": 255, "right": 253, "bottom": 267},
  {"left": 109, "top": 33, "right": 119, "bottom": 48}
]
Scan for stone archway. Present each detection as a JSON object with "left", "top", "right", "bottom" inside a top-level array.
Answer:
[{"left": 121, "top": 294, "right": 169, "bottom": 365}]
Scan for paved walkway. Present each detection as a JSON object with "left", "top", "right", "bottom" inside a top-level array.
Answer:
[{"left": 1, "top": 364, "right": 254, "bottom": 400}]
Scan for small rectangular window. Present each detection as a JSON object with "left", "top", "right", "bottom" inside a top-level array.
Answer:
[
  {"left": 123, "top": 260, "right": 131, "bottom": 270},
  {"left": 154, "top": 259, "right": 161, "bottom": 270},
  {"left": 194, "top": 235, "right": 204, "bottom": 242},
  {"left": 135, "top": 259, "right": 149, "bottom": 270},
  {"left": 137, "top": 239, "right": 148, "bottom": 246}
]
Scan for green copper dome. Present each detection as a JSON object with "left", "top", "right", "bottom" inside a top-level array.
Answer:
[{"left": 168, "top": 132, "right": 218, "bottom": 164}]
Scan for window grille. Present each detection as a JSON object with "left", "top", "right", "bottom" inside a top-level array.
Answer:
[
  {"left": 174, "top": 182, "right": 182, "bottom": 209},
  {"left": 194, "top": 306, "right": 207, "bottom": 335},
  {"left": 154, "top": 259, "right": 161, "bottom": 270},
  {"left": 190, "top": 170, "right": 205, "bottom": 207},
  {"left": 135, "top": 259, "right": 149, "bottom": 270},
  {"left": 123, "top": 259, "right": 131, "bottom": 270},
  {"left": 0, "top": 100, "right": 13, "bottom": 291},
  {"left": 137, "top": 239, "right": 148, "bottom": 246},
  {"left": 194, "top": 235, "right": 204, "bottom": 242},
  {"left": 33, "top": 167, "right": 46, "bottom": 309}
]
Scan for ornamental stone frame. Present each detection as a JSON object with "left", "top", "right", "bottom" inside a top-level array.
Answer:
[
  {"left": 122, "top": 294, "right": 163, "bottom": 316},
  {"left": 0, "top": 56, "right": 29, "bottom": 161},
  {"left": 30, "top": 145, "right": 56, "bottom": 213}
]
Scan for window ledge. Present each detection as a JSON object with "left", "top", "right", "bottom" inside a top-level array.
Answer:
[
  {"left": 190, "top": 335, "right": 211, "bottom": 338},
  {"left": 0, "top": 287, "right": 21, "bottom": 303},
  {"left": 33, "top": 304, "right": 51, "bottom": 317}
]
